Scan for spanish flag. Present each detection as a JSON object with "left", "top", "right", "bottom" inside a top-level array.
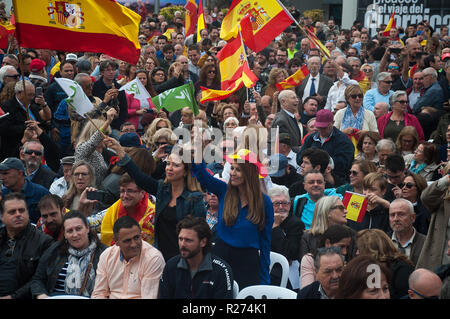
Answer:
[
  {"left": 184, "top": 0, "right": 197, "bottom": 38},
  {"left": 382, "top": 11, "right": 396, "bottom": 37},
  {"left": 342, "top": 191, "right": 368, "bottom": 223},
  {"left": 220, "top": 0, "right": 293, "bottom": 52},
  {"left": 197, "top": 0, "right": 206, "bottom": 43},
  {"left": 0, "top": 18, "right": 15, "bottom": 49},
  {"left": 276, "top": 65, "right": 309, "bottom": 91},
  {"left": 304, "top": 27, "right": 330, "bottom": 59},
  {"left": 13, "top": 0, "right": 141, "bottom": 64}
]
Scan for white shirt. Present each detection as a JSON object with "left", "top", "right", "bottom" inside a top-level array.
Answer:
[
  {"left": 302, "top": 74, "right": 320, "bottom": 102},
  {"left": 325, "top": 73, "right": 358, "bottom": 111},
  {"left": 49, "top": 176, "right": 68, "bottom": 198}
]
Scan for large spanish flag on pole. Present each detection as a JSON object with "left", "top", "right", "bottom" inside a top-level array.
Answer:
[
  {"left": 12, "top": 0, "right": 141, "bottom": 64},
  {"left": 184, "top": 0, "right": 197, "bottom": 38},
  {"left": 220, "top": 0, "right": 293, "bottom": 52},
  {"left": 196, "top": 0, "right": 206, "bottom": 43}
]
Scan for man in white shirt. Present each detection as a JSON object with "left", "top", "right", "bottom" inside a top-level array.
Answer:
[{"left": 49, "top": 156, "right": 74, "bottom": 197}]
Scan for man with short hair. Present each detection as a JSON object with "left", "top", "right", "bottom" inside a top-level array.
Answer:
[
  {"left": 373, "top": 102, "right": 389, "bottom": 119},
  {"left": 413, "top": 67, "right": 445, "bottom": 114},
  {"left": 376, "top": 138, "right": 396, "bottom": 169},
  {"left": 91, "top": 216, "right": 165, "bottom": 299},
  {"left": 0, "top": 157, "right": 49, "bottom": 224},
  {"left": 272, "top": 47, "right": 288, "bottom": 69},
  {"left": 44, "top": 60, "right": 75, "bottom": 113},
  {"left": 384, "top": 153, "right": 406, "bottom": 201},
  {"left": 292, "top": 170, "right": 340, "bottom": 230},
  {"left": 389, "top": 199, "right": 426, "bottom": 266},
  {"left": 297, "top": 247, "right": 344, "bottom": 299},
  {"left": 298, "top": 109, "right": 355, "bottom": 185},
  {"left": 187, "top": 44, "right": 201, "bottom": 77},
  {"left": 407, "top": 71, "right": 425, "bottom": 110},
  {"left": 158, "top": 215, "right": 234, "bottom": 299},
  {"left": 20, "top": 140, "right": 58, "bottom": 189},
  {"left": 0, "top": 192, "right": 53, "bottom": 299},
  {"left": 0, "top": 65, "right": 20, "bottom": 90},
  {"left": 37, "top": 194, "right": 65, "bottom": 241},
  {"left": 408, "top": 268, "right": 442, "bottom": 299}
]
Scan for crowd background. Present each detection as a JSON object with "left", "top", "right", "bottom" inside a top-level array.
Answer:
[{"left": 0, "top": 0, "right": 450, "bottom": 300}]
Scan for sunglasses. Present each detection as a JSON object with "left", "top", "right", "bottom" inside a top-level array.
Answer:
[
  {"left": 24, "top": 149, "right": 43, "bottom": 156},
  {"left": 388, "top": 65, "right": 399, "bottom": 70},
  {"left": 350, "top": 170, "right": 360, "bottom": 176},
  {"left": 410, "top": 288, "right": 439, "bottom": 300},
  {"left": 402, "top": 182, "right": 416, "bottom": 189},
  {"left": 362, "top": 69, "right": 372, "bottom": 73},
  {"left": 383, "top": 80, "right": 393, "bottom": 84},
  {"left": 208, "top": 70, "right": 216, "bottom": 74},
  {"left": 396, "top": 100, "right": 408, "bottom": 104},
  {"left": 350, "top": 94, "right": 363, "bottom": 99},
  {"left": 5, "top": 74, "right": 19, "bottom": 79}
]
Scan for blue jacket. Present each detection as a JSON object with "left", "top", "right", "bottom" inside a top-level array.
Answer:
[
  {"left": 191, "top": 161, "right": 274, "bottom": 285},
  {"left": 117, "top": 153, "right": 206, "bottom": 249},
  {"left": 297, "top": 127, "right": 355, "bottom": 184},
  {"left": 413, "top": 81, "right": 445, "bottom": 114},
  {"left": 2, "top": 179, "right": 50, "bottom": 224}
]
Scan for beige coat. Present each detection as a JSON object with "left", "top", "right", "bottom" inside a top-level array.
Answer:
[{"left": 415, "top": 179, "right": 450, "bottom": 270}]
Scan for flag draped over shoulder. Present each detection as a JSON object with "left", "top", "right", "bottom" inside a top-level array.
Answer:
[
  {"left": 276, "top": 65, "right": 309, "bottom": 91},
  {"left": 200, "top": 31, "right": 257, "bottom": 103},
  {"left": 13, "top": 0, "right": 141, "bottom": 64},
  {"left": 0, "top": 18, "right": 15, "bottom": 49},
  {"left": 382, "top": 11, "right": 396, "bottom": 37},
  {"left": 220, "top": 0, "right": 293, "bottom": 52},
  {"left": 152, "top": 82, "right": 199, "bottom": 116},
  {"left": 184, "top": 0, "right": 197, "bottom": 37},
  {"left": 197, "top": 0, "right": 206, "bottom": 43},
  {"left": 55, "top": 78, "right": 93, "bottom": 117},
  {"left": 342, "top": 191, "right": 368, "bottom": 223}
]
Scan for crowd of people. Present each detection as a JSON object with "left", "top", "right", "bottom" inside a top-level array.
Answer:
[{"left": 0, "top": 3, "right": 450, "bottom": 300}]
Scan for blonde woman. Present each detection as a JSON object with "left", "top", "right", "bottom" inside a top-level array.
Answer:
[{"left": 141, "top": 117, "right": 172, "bottom": 147}]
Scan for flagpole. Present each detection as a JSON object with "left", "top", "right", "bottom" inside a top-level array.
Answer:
[{"left": 85, "top": 113, "right": 107, "bottom": 139}]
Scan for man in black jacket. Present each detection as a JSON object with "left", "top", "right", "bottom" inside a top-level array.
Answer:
[
  {"left": 0, "top": 193, "right": 53, "bottom": 299},
  {"left": 20, "top": 140, "right": 58, "bottom": 189},
  {"left": 159, "top": 215, "right": 234, "bottom": 299}
]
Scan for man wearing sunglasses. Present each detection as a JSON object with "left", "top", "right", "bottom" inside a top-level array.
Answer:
[{"left": 20, "top": 141, "right": 57, "bottom": 190}]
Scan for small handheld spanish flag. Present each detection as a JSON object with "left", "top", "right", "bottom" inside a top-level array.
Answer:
[{"left": 342, "top": 191, "right": 368, "bottom": 223}]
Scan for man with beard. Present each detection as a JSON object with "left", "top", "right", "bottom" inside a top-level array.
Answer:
[
  {"left": 159, "top": 215, "right": 234, "bottom": 299},
  {"left": 20, "top": 140, "right": 57, "bottom": 190},
  {"left": 37, "top": 194, "right": 65, "bottom": 241},
  {"left": 92, "top": 216, "right": 165, "bottom": 299}
]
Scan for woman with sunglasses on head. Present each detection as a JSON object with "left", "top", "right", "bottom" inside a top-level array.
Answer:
[
  {"left": 377, "top": 91, "right": 424, "bottom": 143},
  {"left": 334, "top": 84, "right": 379, "bottom": 136}
]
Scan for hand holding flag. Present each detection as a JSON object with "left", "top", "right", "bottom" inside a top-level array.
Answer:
[
  {"left": 55, "top": 78, "right": 93, "bottom": 117},
  {"left": 342, "top": 191, "right": 368, "bottom": 223},
  {"left": 119, "top": 77, "right": 153, "bottom": 107}
]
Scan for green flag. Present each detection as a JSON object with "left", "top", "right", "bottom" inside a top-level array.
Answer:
[{"left": 151, "top": 82, "right": 199, "bottom": 116}]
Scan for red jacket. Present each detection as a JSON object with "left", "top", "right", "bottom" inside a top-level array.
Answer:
[{"left": 377, "top": 111, "right": 425, "bottom": 142}]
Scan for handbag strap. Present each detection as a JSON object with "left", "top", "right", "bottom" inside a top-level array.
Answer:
[{"left": 79, "top": 251, "right": 96, "bottom": 296}]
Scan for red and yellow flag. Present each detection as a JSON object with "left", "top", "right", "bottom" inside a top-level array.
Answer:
[
  {"left": 197, "top": 0, "right": 206, "bottom": 43},
  {"left": 304, "top": 27, "right": 330, "bottom": 59},
  {"left": 382, "top": 11, "right": 396, "bottom": 37},
  {"left": 342, "top": 191, "right": 368, "bottom": 223},
  {"left": 276, "top": 65, "right": 309, "bottom": 91},
  {"left": 220, "top": 0, "right": 293, "bottom": 52},
  {"left": 0, "top": 18, "right": 15, "bottom": 49},
  {"left": 13, "top": 0, "right": 141, "bottom": 64},
  {"left": 184, "top": 0, "right": 197, "bottom": 38}
]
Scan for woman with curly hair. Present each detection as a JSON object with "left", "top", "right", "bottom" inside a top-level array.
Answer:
[{"left": 263, "top": 68, "right": 289, "bottom": 100}]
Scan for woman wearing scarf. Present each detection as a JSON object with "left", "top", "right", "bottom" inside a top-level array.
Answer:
[
  {"left": 334, "top": 84, "right": 379, "bottom": 137},
  {"left": 31, "top": 211, "right": 107, "bottom": 298}
]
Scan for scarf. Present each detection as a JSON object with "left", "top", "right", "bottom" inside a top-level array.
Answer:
[
  {"left": 409, "top": 160, "right": 426, "bottom": 174},
  {"left": 65, "top": 241, "right": 97, "bottom": 297},
  {"left": 341, "top": 106, "right": 365, "bottom": 131}
]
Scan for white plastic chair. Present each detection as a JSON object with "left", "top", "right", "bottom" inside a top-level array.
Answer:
[
  {"left": 47, "top": 295, "right": 90, "bottom": 299},
  {"left": 269, "top": 251, "right": 290, "bottom": 288},
  {"left": 233, "top": 280, "right": 239, "bottom": 299},
  {"left": 236, "top": 285, "right": 297, "bottom": 299}
]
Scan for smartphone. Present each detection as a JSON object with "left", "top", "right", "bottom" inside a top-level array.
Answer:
[
  {"left": 390, "top": 47, "right": 401, "bottom": 54},
  {"left": 35, "top": 87, "right": 43, "bottom": 96},
  {"left": 164, "top": 145, "right": 173, "bottom": 154},
  {"left": 86, "top": 190, "right": 106, "bottom": 202}
]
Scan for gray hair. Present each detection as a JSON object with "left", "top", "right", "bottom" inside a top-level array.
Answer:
[
  {"left": 389, "top": 90, "right": 407, "bottom": 105},
  {"left": 278, "top": 89, "right": 295, "bottom": 103},
  {"left": 14, "top": 80, "right": 34, "bottom": 93},
  {"left": 375, "top": 138, "right": 396, "bottom": 152},
  {"left": 74, "top": 72, "right": 91, "bottom": 84},
  {"left": 377, "top": 71, "right": 391, "bottom": 82},
  {"left": 223, "top": 116, "right": 239, "bottom": 126},
  {"left": 23, "top": 140, "right": 44, "bottom": 156},
  {"left": 307, "top": 56, "right": 321, "bottom": 65},
  {"left": 314, "top": 247, "right": 345, "bottom": 271},
  {"left": 390, "top": 198, "right": 414, "bottom": 215},
  {"left": 348, "top": 56, "right": 361, "bottom": 66},
  {"left": 423, "top": 67, "right": 438, "bottom": 79},
  {"left": 268, "top": 185, "right": 290, "bottom": 202},
  {"left": 0, "top": 65, "right": 17, "bottom": 83}
]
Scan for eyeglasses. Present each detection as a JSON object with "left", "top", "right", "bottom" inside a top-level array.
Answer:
[
  {"left": 402, "top": 182, "right": 416, "bottom": 189},
  {"left": 388, "top": 65, "right": 399, "bottom": 70},
  {"left": 410, "top": 288, "right": 439, "bottom": 300},
  {"left": 73, "top": 172, "right": 89, "bottom": 178},
  {"left": 24, "top": 149, "right": 43, "bottom": 156},
  {"left": 382, "top": 80, "right": 393, "bottom": 84},
  {"left": 120, "top": 188, "right": 139, "bottom": 194},
  {"left": 395, "top": 100, "right": 408, "bottom": 104},
  {"left": 273, "top": 201, "right": 290, "bottom": 207},
  {"left": 316, "top": 246, "right": 342, "bottom": 254},
  {"left": 350, "top": 94, "right": 363, "bottom": 99},
  {"left": 5, "top": 74, "right": 19, "bottom": 79},
  {"left": 350, "top": 170, "right": 360, "bottom": 176},
  {"left": 5, "top": 239, "right": 16, "bottom": 257}
]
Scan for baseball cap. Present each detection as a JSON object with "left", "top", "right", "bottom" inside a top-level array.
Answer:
[
  {"left": 119, "top": 132, "right": 144, "bottom": 148},
  {"left": 29, "top": 58, "right": 46, "bottom": 73},
  {"left": 65, "top": 53, "right": 78, "bottom": 62},
  {"left": 268, "top": 153, "right": 288, "bottom": 177},
  {"left": 442, "top": 52, "right": 450, "bottom": 61},
  {"left": 0, "top": 157, "right": 25, "bottom": 172},
  {"left": 279, "top": 133, "right": 292, "bottom": 146},
  {"left": 315, "top": 109, "right": 334, "bottom": 128}
]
